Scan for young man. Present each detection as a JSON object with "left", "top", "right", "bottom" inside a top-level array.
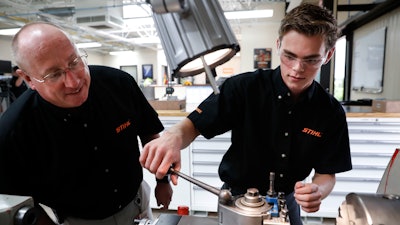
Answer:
[
  {"left": 0, "top": 22, "right": 172, "bottom": 225},
  {"left": 140, "top": 3, "right": 352, "bottom": 225}
]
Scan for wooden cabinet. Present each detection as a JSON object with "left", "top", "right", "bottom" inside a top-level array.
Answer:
[{"left": 147, "top": 115, "right": 400, "bottom": 219}]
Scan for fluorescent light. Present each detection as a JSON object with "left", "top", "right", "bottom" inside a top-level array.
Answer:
[
  {"left": 181, "top": 49, "right": 236, "bottom": 73},
  {"left": 224, "top": 9, "right": 274, "bottom": 20},
  {"left": 131, "top": 37, "right": 160, "bottom": 44},
  {"left": 109, "top": 50, "right": 134, "bottom": 55},
  {"left": 76, "top": 42, "right": 102, "bottom": 48},
  {"left": 0, "top": 28, "right": 20, "bottom": 36},
  {"left": 124, "top": 17, "right": 155, "bottom": 27},
  {"left": 123, "top": 4, "right": 152, "bottom": 18}
]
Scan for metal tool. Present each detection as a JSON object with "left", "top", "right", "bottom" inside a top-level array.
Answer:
[
  {"left": 0, "top": 194, "right": 38, "bottom": 225},
  {"left": 135, "top": 168, "right": 290, "bottom": 225},
  {"left": 337, "top": 148, "right": 400, "bottom": 225}
]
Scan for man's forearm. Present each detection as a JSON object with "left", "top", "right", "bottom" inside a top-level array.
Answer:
[
  {"left": 165, "top": 118, "right": 200, "bottom": 150},
  {"left": 312, "top": 173, "right": 336, "bottom": 199}
]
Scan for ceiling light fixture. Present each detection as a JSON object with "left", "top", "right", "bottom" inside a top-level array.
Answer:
[
  {"left": 147, "top": 0, "right": 240, "bottom": 94},
  {"left": 0, "top": 28, "right": 20, "bottom": 36},
  {"left": 224, "top": 9, "right": 274, "bottom": 20},
  {"left": 109, "top": 50, "right": 134, "bottom": 55},
  {"left": 76, "top": 42, "right": 102, "bottom": 48},
  {"left": 123, "top": 4, "right": 152, "bottom": 18}
]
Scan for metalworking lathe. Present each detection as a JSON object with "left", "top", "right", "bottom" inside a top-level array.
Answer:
[{"left": 135, "top": 169, "right": 290, "bottom": 225}]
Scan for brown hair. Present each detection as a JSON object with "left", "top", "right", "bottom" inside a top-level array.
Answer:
[{"left": 279, "top": 3, "right": 339, "bottom": 51}]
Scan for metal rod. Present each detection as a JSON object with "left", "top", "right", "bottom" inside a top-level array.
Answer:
[
  {"left": 201, "top": 55, "right": 220, "bottom": 95},
  {"left": 169, "top": 168, "right": 220, "bottom": 196}
]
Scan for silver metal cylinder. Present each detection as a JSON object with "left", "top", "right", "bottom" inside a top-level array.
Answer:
[{"left": 150, "top": 0, "right": 240, "bottom": 78}]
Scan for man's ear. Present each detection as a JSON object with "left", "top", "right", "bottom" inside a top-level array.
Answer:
[
  {"left": 276, "top": 38, "right": 281, "bottom": 51},
  {"left": 17, "top": 69, "right": 35, "bottom": 90},
  {"left": 323, "top": 47, "right": 336, "bottom": 65}
]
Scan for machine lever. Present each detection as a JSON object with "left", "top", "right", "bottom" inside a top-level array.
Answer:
[
  {"left": 169, "top": 168, "right": 232, "bottom": 204},
  {"left": 169, "top": 168, "right": 220, "bottom": 195}
]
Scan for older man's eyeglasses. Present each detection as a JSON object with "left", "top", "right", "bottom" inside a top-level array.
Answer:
[
  {"left": 31, "top": 53, "right": 88, "bottom": 84},
  {"left": 279, "top": 51, "right": 326, "bottom": 69}
]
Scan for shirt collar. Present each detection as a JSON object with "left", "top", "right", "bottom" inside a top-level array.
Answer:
[
  {"left": 272, "top": 66, "right": 316, "bottom": 103},
  {"left": 36, "top": 92, "right": 89, "bottom": 121}
]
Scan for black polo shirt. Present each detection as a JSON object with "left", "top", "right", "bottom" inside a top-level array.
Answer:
[
  {"left": 188, "top": 67, "right": 352, "bottom": 196},
  {"left": 0, "top": 65, "right": 164, "bottom": 220}
]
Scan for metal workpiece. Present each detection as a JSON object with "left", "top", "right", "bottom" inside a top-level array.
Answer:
[
  {"left": 267, "top": 172, "right": 277, "bottom": 197},
  {"left": 337, "top": 193, "right": 400, "bottom": 225},
  {"left": 134, "top": 168, "right": 290, "bottom": 225},
  {"left": 337, "top": 148, "right": 400, "bottom": 225},
  {"left": 218, "top": 188, "right": 272, "bottom": 225},
  {"left": 266, "top": 172, "right": 279, "bottom": 218},
  {"left": 0, "top": 194, "right": 38, "bottom": 225},
  {"left": 277, "top": 192, "right": 289, "bottom": 221},
  {"left": 168, "top": 168, "right": 290, "bottom": 225},
  {"left": 233, "top": 188, "right": 271, "bottom": 214}
]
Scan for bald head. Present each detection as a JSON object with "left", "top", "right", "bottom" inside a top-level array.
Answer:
[
  {"left": 12, "top": 22, "right": 77, "bottom": 71},
  {"left": 11, "top": 21, "right": 91, "bottom": 108}
]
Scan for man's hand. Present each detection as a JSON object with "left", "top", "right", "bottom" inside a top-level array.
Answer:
[
  {"left": 140, "top": 118, "right": 200, "bottom": 185},
  {"left": 155, "top": 182, "right": 173, "bottom": 209},
  {"left": 140, "top": 130, "right": 182, "bottom": 185},
  {"left": 293, "top": 182, "right": 322, "bottom": 213},
  {"left": 293, "top": 173, "right": 335, "bottom": 213}
]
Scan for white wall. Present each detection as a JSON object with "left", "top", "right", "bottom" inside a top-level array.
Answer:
[
  {"left": 350, "top": 6, "right": 400, "bottom": 100},
  {"left": 239, "top": 21, "right": 282, "bottom": 71},
  {"left": 99, "top": 48, "right": 159, "bottom": 84},
  {"left": 239, "top": 2, "right": 285, "bottom": 72},
  {"left": 0, "top": 36, "right": 13, "bottom": 65}
]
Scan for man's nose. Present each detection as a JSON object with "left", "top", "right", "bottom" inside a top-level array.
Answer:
[
  {"left": 63, "top": 69, "right": 80, "bottom": 87},
  {"left": 292, "top": 58, "right": 305, "bottom": 72}
]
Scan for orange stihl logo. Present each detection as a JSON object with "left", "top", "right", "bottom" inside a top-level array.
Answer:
[
  {"left": 195, "top": 108, "right": 203, "bottom": 114},
  {"left": 116, "top": 120, "right": 131, "bottom": 134},
  {"left": 302, "top": 128, "right": 322, "bottom": 138}
]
